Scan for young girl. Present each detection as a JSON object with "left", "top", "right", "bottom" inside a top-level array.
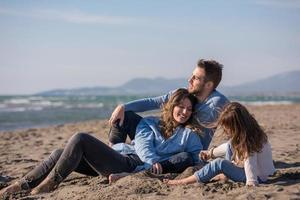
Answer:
[
  {"left": 165, "top": 102, "right": 275, "bottom": 186},
  {"left": 0, "top": 88, "right": 203, "bottom": 197}
]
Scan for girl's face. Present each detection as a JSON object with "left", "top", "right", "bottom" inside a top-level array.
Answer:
[
  {"left": 222, "top": 124, "right": 232, "bottom": 139},
  {"left": 172, "top": 97, "right": 193, "bottom": 124}
]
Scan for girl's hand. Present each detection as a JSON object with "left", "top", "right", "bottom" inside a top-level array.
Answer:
[
  {"left": 200, "top": 150, "right": 210, "bottom": 161},
  {"left": 151, "top": 163, "right": 163, "bottom": 174},
  {"left": 246, "top": 182, "right": 258, "bottom": 187}
]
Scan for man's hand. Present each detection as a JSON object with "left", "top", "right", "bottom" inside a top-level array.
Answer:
[
  {"left": 109, "top": 105, "right": 125, "bottom": 127},
  {"left": 151, "top": 163, "right": 163, "bottom": 174}
]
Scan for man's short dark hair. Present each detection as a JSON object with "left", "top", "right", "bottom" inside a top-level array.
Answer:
[{"left": 197, "top": 59, "right": 223, "bottom": 89}]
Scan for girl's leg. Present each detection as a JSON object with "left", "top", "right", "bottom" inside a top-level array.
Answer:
[
  {"left": 160, "top": 152, "right": 194, "bottom": 173},
  {"left": 194, "top": 158, "right": 246, "bottom": 183},
  {"left": 224, "top": 142, "right": 233, "bottom": 161},
  {"left": 31, "top": 133, "right": 139, "bottom": 194}
]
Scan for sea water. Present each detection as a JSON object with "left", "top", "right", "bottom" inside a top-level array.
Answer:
[{"left": 0, "top": 95, "right": 299, "bottom": 131}]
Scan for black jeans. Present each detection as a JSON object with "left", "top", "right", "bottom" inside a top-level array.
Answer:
[
  {"left": 109, "top": 111, "right": 142, "bottom": 144},
  {"left": 21, "top": 133, "right": 142, "bottom": 189},
  {"left": 20, "top": 133, "right": 194, "bottom": 189}
]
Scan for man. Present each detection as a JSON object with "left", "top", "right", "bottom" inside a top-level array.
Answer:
[{"left": 108, "top": 59, "right": 229, "bottom": 150}]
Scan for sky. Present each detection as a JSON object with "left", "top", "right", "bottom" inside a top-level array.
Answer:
[{"left": 0, "top": 0, "right": 299, "bottom": 95}]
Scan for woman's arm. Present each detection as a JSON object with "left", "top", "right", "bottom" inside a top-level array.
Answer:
[
  {"left": 134, "top": 121, "right": 160, "bottom": 169},
  {"left": 185, "top": 132, "right": 203, "bottom": 164}
]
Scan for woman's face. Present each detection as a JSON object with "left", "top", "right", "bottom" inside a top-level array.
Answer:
[{"left": 172, "top": 97, "right": 193, "bottom": 124}]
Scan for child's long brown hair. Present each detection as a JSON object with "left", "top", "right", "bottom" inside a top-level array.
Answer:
[
  {"left": 159, "top": 88, "right": 203, "bottom": 139},
  {"left": 216, "top": 102, "right": 267, "bottom": 160}
]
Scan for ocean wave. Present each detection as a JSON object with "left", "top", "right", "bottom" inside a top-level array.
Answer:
[{"left": 241, "top": 101, "right": 294, "bottom": 106}]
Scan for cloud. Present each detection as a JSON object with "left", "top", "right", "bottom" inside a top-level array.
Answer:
[
  {"left": 254, "top": 0, "right": 300, "bottom": 9},
  {"left": 0, "top": 7, "right": 137, "bottom": 25}
]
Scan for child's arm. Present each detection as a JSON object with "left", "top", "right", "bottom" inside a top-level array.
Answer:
[
  {"left": 244, "top": 153, "right": 259, "bottom": 186},
  {"left": 201, "top": 142, "right": 228, "bottom": 161},
  {"left": 210, "top": 143, "right": 228, "bottom": 158},
  {"left": 164, "top": 175, "right": 198, "bottom": 185}
]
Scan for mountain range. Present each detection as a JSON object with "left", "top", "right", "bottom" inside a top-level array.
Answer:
[{"left": 37, "top": 70, "right": 300, "bottom": 96}]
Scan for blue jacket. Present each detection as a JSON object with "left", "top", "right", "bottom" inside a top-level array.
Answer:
[
  {"left": 124, "top": 89, "right": 229, "bottom": 149},
  {"left": 112, "top": 116, "right": 203, "bottom": 171}
]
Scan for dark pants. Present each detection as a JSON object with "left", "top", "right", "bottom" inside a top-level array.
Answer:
[
  {"left": 21, "top": 133, "right": 142, "bottom": 189},
  {"left": 109, "top": 111, "right": 142, "bottom": 144},
  {"left": 20, "top": 133, "right": 193, "bottom": 189}
]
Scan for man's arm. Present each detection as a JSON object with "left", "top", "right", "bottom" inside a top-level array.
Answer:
[{"left": 109, "top": 91, "right": 172, "bottom": 126}]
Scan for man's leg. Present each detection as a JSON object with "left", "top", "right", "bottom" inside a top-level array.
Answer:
[{"left": 108, "top": 111, "right": 142, "bottom": 145}]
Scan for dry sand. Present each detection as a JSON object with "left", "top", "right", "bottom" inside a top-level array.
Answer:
[{"left": 0, "top": 104, "right": 299, "bottom": 200}]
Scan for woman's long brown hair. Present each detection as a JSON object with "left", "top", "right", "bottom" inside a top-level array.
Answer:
[
  {"left": 159, "top": 88, "right": 203, "bottom": 139},
  {"left": 217, "top": 102, "right": 267, "bottom": 160}
]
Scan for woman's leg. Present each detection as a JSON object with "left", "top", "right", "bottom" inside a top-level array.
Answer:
[
  {"left": 194, "top": 158, "right": 246, "bottom": 183},
  {"left": 31, "top": 133, "right": 139, "bottom": 194},
  {"left": 0, "top": 149, "right": 63, "bottom": 197},
  {"left": 160, "top": 152, "right": 194, "bottom": 173},
  {"left": 108, "top": 111, "right": 142, "bottom": 145},
  {"left": 23, "top": 149, "right": 63, "bottom": 189}
]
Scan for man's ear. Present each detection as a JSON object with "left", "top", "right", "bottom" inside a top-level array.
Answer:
[{"left": 205, "top": 81, "right": 214, "bottom": 91}]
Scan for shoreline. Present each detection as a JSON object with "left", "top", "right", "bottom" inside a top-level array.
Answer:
[
  {"left": 1, "top": 103, "right": 300, "bottom": 133},
  {"left": 0, "top": 104, "right": 300, "bottom": 199}
]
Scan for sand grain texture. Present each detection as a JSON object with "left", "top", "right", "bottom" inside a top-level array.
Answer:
[{"left": 1, "top": 105, "right": 300, "bottom": 199}]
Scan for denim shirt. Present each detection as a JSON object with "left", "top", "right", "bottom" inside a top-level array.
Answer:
[
  {"left": 112, "top": 116, "right": 203, "bottom": 171},
  {"left": 124, "top": 89, "right": 229, "bottom": 149}
]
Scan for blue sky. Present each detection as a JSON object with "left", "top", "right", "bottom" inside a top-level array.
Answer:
[{"left": 0, "top": 0, "right": 299, "bottom": 95}]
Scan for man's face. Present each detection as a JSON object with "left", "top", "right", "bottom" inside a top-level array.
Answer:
[{"left": 188, "top": 67, "right": 207, "bottom": 95}]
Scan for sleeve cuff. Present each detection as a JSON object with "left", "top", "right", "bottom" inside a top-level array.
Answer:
[
  {"left": 193, "top": 171, "right": 202, "bottom": 183},
  {"left": 246, "top": 180, "right": 258, "bottom": 186}
]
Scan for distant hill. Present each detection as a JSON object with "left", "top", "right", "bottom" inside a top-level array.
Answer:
[
  {"left": 219, "top": 70, "right": 300, "bottom": 96},
  {"left": 37, "top": 70, "right": 300, "bottom": 96},
  {"left": 37, "top": 77, "right": 187, "bottom": 96}
]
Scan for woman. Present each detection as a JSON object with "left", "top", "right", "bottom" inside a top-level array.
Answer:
[
  {"left": 165, "top": 102, "right": 275, "bottom": 186},
  {"left": 0, "top": 88, "right": 203, "bottom": 197}
]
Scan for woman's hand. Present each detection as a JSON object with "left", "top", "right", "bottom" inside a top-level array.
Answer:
[
  {"left": 109, "top": 105, "right": 125, "bottom": 127},
  {"left": 151, "top": 163, "right": 163, "bottom": 174}
]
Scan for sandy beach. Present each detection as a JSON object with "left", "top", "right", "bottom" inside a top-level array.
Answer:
[{"left": 0, "top": 104, "right": 299, "bottom": 200}]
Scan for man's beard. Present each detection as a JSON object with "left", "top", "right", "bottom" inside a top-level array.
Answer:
[{"left": 188, "top": 84, "right": 204, "bottom": 95}]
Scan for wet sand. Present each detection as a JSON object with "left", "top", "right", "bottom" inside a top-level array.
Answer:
[{"left": 0, "top": 104, "right": 300, "bottom": 199}]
